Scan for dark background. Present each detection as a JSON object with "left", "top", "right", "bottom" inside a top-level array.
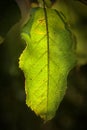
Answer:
[{"left": 0, "top": 0, "right": 87, "bottom": 130}]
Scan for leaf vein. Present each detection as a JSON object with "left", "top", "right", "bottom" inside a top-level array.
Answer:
[{"left": 31, "top": 51, "right": 47, "bottom": 69}]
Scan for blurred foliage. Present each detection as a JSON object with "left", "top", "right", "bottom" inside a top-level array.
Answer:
[{"left": 0, "top": 0, "right": 87, "bottom": 130}]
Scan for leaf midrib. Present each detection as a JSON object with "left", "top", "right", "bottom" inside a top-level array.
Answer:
[{"left": 43, "top": 2, "right": 49, "bottom": 119}]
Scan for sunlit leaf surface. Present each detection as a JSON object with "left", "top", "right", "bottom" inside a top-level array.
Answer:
[{"left": 19, "top": 7, "right": 76, "bottom": 121}]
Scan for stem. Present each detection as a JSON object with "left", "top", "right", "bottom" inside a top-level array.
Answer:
[{"left": 15, "top": 0, "right": 30, "bottom": 25}]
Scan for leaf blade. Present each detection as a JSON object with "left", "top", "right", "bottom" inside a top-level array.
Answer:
[{"left": 19, "top": 7, "right": 76, "bottom": 121}]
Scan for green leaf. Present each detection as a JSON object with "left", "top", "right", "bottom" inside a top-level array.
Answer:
[
  {"left": 19, "top": 7, "right": 76, "bottom": 121},
  {"left": 38, "top": 0, "right": 52, "bottom": 7}
]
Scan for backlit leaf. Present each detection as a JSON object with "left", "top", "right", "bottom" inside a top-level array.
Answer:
[{"left": 19, "top": 7, "right": 76, "bottom": 121}]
